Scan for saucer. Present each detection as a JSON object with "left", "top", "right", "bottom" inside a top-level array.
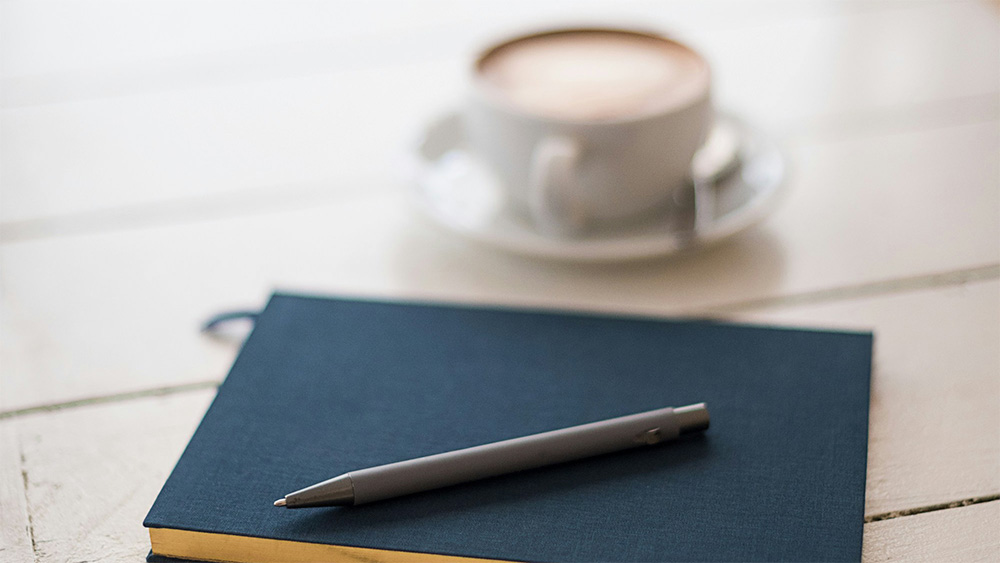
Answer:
[{"left": 405, "top": 111, "right": 785, "bottom": 262}]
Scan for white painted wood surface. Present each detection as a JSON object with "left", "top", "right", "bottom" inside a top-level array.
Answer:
[
  {"left": 1, "top": 0, "right": 998, "bottom": 561},
  {"left": 0, "top": 424, "right": 33, "bottom": 563},
  {"left": 2, "top": 391, "right": 216, "bottom": 562},
  {"left": 862, "top": 501, "right": 1000, "bottom": 562}
]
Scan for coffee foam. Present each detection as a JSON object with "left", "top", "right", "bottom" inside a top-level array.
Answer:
[{"left": 478, "top": 30, "right": 709, "bottom": 121}]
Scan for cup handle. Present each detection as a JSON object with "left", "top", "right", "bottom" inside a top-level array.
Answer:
[{"left": 528, "top": 136, "right": 585, "bottom": 235}]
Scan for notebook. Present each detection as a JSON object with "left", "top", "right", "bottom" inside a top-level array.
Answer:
[{"left": 145, "top": 293, "right": 872, "bottom": 562}]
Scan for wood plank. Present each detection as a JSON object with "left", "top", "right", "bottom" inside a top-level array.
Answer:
[
  {"left": 863, "top": 501, "right": 1000, "bottom": 562},
  {"left": 2, "top": 1, "right": 996, "bottom": 222},
  {"left": 10, "top": 389, "right": 215, "bottom": 563},
  {"left": 735, "top": 280, "right": 1000, "bottom": 517},
  {"left": 0, "top": 424, "right": 34, "bottom": 563},
  {"left": 2, "top": 118, "right": 997, "bottom": 412}
]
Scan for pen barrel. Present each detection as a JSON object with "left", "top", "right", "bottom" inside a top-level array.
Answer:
[{"left": 349, "top": 406, "right": 686, "bottom": 505}]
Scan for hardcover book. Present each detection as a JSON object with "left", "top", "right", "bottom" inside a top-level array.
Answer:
[{"left": 145, "top": 293, "right": 872, "bottom": 562}]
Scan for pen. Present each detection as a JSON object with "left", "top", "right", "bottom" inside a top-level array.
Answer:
[{"left": 274, "top": 403, "right": 709, "bottom": 508}]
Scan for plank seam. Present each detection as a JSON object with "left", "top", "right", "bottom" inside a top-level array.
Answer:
[
  {"left": 0, "top": 182, "right": 383, "bottom": 244},
  {"left": 704, "top": 263, "right": 1000, "bottom": 314},
  {"left": 0, "top": 381, "right": 220, "bottom": 421},
  {"left": 18, "top": 442, "right": 39, "bottom": 563},
  {"left": 782, "top": 92, "right": 999, "bottom": 145},
  {"left": 865, "top": 494, "right": 1000, "bottom": 523}
]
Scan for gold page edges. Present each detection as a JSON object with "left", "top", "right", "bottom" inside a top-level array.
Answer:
[{"left": 149, "top": 528, "right": 513, "bottom": 563}]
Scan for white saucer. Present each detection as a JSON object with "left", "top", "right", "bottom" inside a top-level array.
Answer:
[{"left": 405, "top": 111, "right": 785, "bottom": 262}]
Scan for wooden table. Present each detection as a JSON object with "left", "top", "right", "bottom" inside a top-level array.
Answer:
[{"left": 1, "top": 1, "right": 998, "bottom": 561}]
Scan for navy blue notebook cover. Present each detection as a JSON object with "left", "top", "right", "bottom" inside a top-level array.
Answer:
[{"left": 145, "top": 293, "right": 872, "bottom": 562}]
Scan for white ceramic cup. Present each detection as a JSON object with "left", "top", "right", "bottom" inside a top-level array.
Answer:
[{"left": 465, "top": 28, "right": 713, "bottom": 235}]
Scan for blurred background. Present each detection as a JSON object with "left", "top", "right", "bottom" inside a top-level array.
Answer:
[
  {"left": 3, "top": 0, "right": 997, "bottom": 410},
  {"left": 1, "top": 2, "right": 998, "bottom": 561}
]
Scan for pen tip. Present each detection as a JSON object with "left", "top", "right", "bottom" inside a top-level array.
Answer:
[{"left": 273, "top": 498, "right": 287, "bottom": 507}]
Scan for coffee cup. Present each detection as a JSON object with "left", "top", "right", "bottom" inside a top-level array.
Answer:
[{"left": 464, "top": 28, "right": 713, "bottom": 235}]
